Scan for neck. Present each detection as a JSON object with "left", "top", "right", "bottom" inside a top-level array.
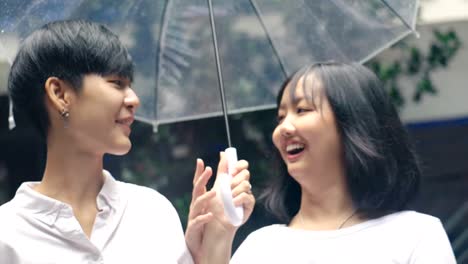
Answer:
[
  {"left": 291, "top": 168, "right": 360, "bottom": 230},
  {"left": 35, "top": 138, "right": 105, "bottom": 209}
]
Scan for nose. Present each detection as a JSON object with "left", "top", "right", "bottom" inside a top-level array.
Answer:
[
  {"left": 278, "top": 116, "right": 296, "bottom": 137},
  {"left": 124, "top": 88, "right": 140, "bottom": 113}
]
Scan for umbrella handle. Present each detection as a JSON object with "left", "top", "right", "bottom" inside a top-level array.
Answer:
[{"left": 218, "top": 147, "right": 244, "bottom": 226}]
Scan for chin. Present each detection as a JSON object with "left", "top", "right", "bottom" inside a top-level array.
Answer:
[
  {"left": 110, "top": 140, "right": 132, "bottom": 155},
  {"left": 286, "top": 164, "right": 306, "bottom": 179}
]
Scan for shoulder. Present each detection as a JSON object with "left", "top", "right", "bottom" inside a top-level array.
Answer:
[
  {"left": 0, "top": 200, "right": 14, "bottom": 215},
  {"left": 381, "top": 211, "right": 457, "bottom": 263},
  {"left": 373, "top": 211, "right": 443, "bottom": 232},
  {"left": 0, "top": 201, "right": 20, "bottom": 228},
  {"left": 365, "top": 211, "right": 454, "bottom": 256},
  {"left": 359, "top": 210, "right": 446, "bottom": 241},
  {"left": 114, "top": 182, "right": 189, "bottom": 259},
  {"left": 115, "top": 180, "right": 183, "bottom": 227},
  {"left": 104, "top": 171, "right": 173, "bottom": 209},
  {"left": 389, "top": 210, "right": 439, "bottom": 222},
  {"left": 118, "top": 181, "right": 168, "bottom": 200},
  {"left": 232, "top": 224, "right": 287, "bottom": 263},
  {"left": 0, "top": 201, "right": 23, "bottom": 255},
  {"left": 117, "top": 181, "right": 176, "bottom": 211},
  {"left": 238, "top": 224, "right": 285, "bottom": 246}
]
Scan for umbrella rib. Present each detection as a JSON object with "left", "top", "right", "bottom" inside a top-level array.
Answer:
[
  {"left": 248, "top": 0, "right": 289, "bottom": 79},
  {"left": 379, "top": 0, "right": 417, "bottom": 32},
  {"left": 155, "top": 0, "right": 172, "bottom": 131},
  {"left": 207, "top": 0, "right": 232, "bottom": 147}
]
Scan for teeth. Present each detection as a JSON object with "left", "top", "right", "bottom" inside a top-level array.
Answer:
[{"left": 286, "top": 143, "right": 305, "bottom": 153}]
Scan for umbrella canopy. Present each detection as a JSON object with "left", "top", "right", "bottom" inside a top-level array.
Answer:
[{"left": 0, "top": 0, "right": 419, "bottom": 133}]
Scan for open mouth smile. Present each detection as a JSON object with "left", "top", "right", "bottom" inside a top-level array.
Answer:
[{"left": 285, "top": 142, "right": 305, "bottom": 161}]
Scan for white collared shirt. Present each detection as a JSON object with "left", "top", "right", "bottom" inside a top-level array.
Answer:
[{"left": 0, "top": 170, "right": 193, "bottom": 264}]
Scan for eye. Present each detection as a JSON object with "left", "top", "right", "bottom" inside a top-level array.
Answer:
[
  {"left": 276, "top": 114, "right": 285, "bottom": 123},
  {"left": 107, "top": 76, "right": 132, "bottom": 90},
  {"left": 296, "top": 107, "right": 312, "bottom": 114},
  {"left": 109, "top": 79, "right": 123, "bottom": 88}
]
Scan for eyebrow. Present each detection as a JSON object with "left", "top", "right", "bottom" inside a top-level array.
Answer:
[
  {"left": 292, "top": 96, "right": 307, "bottom": 104},
  {"left": 278, "top": 95, "right": 306, "bottom": 110}
]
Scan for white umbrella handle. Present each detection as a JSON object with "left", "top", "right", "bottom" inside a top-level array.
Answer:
[{"left": 218, "top": 147, "right": 244, "bottom": 226}]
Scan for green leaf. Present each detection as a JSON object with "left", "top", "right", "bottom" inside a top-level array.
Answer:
[{"left": 407, "top": 48, "right": 422, "bottom": 74}]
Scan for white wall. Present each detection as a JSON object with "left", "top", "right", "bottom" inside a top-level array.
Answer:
[
  {"left": 420, "top": 0, "right": 468, "bottom": 24},
  {"left": 394, "top": 20, "right": 468, "bottom": 123}
]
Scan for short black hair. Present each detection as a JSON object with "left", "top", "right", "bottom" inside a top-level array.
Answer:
[
  {"left": 262, "top": 61, "right": 421, "bottom": 222},
  {"left": 8, "top": 19, "right": 134, "bottom": 139}
]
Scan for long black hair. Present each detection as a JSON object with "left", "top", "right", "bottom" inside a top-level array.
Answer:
[
  {"left": 8, "top": 19, "right": 134, "bottom": 139},
  {"left": 261, "top": 61, "right": 421, "bottom": 222}
]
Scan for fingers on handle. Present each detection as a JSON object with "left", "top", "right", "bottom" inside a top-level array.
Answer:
[
  {"left": 231, "top": 180, "right": 252, "bottom": 197},
  {"left": 231, "top": 169, "right": 250, "bottom": 188},
  {"left": 232, "top": 160, "right": 249, "bottom": 176},
  {"left": 233, "top": 192, "right": 255, "bottom": 215}
]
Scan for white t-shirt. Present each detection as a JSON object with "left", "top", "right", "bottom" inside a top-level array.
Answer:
[
  {"left": 231, "top": 211, "right": 456, "bottom": 264},
  {"left": 0, "top": 170, "right": 193, "bottom": 264}
]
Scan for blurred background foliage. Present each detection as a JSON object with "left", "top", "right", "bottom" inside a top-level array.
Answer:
[{"left": 368, "top": 29, "right": 461, "bottom": 107}]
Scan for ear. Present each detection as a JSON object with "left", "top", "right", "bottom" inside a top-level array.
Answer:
[{"left": 44, "top": 77, "right": 73, "bottom": 112}]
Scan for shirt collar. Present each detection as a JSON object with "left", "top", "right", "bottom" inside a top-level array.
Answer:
[
  {"left": 97, "top": 170, "right": 121, "bottom": 210},
  {"left": 12, "top": 170, "right": 121, "bottom": 226}
]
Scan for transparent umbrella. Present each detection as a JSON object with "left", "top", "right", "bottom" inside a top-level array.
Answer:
[
  {"left": 1, "top": 0, "right": 419, "bottom": 225},
  {"left": 1, "top": 0, "right": 419, "bottom": 136},
  {"left": 146, "top": 0, "right": 420, "bottom": 145}
]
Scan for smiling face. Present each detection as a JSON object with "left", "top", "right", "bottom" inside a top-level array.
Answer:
[
  {"left": 64, "top": 74, "right": 140, "bottom": 156},
  {"left": 272, "top": 75, "right": 343, "bottom": 182}
]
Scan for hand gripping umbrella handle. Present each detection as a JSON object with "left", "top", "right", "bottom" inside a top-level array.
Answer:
[{"left": 218, "top": 147, "right": 244, "bottom": 226}]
